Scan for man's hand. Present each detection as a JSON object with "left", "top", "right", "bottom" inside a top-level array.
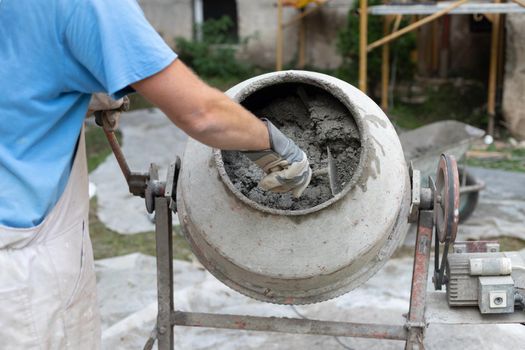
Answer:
[
  {"left": 86, "top": 93, "right": 129, "bottom": 132},
  {"left": 87, "top": 93, "right": 125, "bottom": 115},
  {"left": 243, "top": 119, "right": 311, "bottom": 198}
]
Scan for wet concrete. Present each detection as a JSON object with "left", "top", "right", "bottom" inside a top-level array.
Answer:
[{"left": 222, "top": 83, "right": 361, "bottom": 210}]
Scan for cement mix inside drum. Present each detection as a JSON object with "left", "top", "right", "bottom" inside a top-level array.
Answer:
[{"left": 222, "top": 82, "right": 362, "bottom": 210}]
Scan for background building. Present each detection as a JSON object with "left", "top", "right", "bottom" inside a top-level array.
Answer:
[{"left": 138, "top": 0, "right": 524, "bottom": 139}]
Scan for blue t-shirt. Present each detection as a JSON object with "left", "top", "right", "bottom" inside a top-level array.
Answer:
[{"left": 0, "top": 0, "right": 177, "bottom": 228}]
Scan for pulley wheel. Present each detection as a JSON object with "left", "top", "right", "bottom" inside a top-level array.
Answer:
[{"left": 434, "top": 154, "right": 460, "bottom": 243}]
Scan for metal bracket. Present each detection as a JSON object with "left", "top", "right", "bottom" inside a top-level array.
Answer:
[
  {"left": 165, "top": 158, "right": 182, "bottom": 213},
  {"left": 405, "top": 321, "right": 426, "bottom": 330},
  {"left": 408, "top": 163, "right": 421, "bottom": 223},
  {"left": 454, "top": 241, "right": 500, "bottom": 254},
  {"left": 128, "top": 173, "right": 150, "bottom": 198}
]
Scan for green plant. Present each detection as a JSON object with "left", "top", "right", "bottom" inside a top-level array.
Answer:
[
  {"left": 467, "top": 147, "right": 525, "bottom": 173},
  {"left": 336, "top": 1, "right": 416, "bottom": 95},
  {"left": 175, "top": 16, "right": 252, "bottom": 80},
  {"left": 89, "top": 198, "right": 192, "bottom": 260}
]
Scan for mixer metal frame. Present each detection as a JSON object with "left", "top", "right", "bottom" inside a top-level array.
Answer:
[
  {"left": 94, "top": 109, "right": 523, "bottom": 350},
  {"left": 140, "top": 158, "right": 427, "bottom": 350}
]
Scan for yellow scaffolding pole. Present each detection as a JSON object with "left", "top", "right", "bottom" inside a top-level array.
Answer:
[
  {"left": 487, "top": 0, "right": 502, "bottom": 136},
  {"left": 381, "top": 15, "right": 393, "bottom": 110},
  {"left": 276, "top": 0, "right": 284, "bottom": 71},
  {"left": 359, "top": 0, "right": 368, "bottom": 92}
]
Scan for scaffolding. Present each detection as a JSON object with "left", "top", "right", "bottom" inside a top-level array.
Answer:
[{"left": 359, "top": 0, "right": 525, "bottom": 135}]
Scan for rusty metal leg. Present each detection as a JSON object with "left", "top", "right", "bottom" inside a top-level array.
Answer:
[
  {"left": 155, "top": 197, "right": 174, "bottom": 350},
  {"left": 405, "top": 210, "right": 433, "bottom": 350},
  {"left": 172, "top": 311, "right": 407, "bottom": 340}
]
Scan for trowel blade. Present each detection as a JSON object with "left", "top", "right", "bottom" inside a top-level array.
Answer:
[{"left": 327, "top": 147, "right": 341, "bottom": 196}]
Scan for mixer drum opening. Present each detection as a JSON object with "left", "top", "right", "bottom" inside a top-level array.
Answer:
[{"left": 219, "top": 82, "right": 363, "bottom": 213}]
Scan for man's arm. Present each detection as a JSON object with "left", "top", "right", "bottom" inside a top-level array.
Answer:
[
  {"left": 131, "top": 59, "right": 311, "bottom": 197},
  {"left": 131, "top": 59, "right": 270, "bottom": 151}
]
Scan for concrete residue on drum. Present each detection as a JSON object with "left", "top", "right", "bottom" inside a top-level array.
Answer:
[{"left": 221, "top": 83, "right": 362, "bottom": 211}]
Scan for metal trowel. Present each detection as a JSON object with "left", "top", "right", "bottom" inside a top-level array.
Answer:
[
  {"left": 313, "top": 146, "right": 342, "bottom": 196},
  {"left": 296, "top": 87, "right": 342, "bottom": 196}
]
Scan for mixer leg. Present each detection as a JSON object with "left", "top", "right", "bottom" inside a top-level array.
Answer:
[
  {"left": 155, "top": 197, "right": 175, "bottom": 350},
  {"left": 405, "top": 210, "right": 433, "bottom": 350}
]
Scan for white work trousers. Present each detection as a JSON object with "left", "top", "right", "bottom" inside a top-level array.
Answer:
[{"left": 0, "top": 129, "right": 101, "bottom": 349}]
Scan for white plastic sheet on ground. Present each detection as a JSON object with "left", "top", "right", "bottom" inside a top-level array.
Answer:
[
  {"left": 90, "top": 109, "right": 525, "bottom": 347},
  {"left": 459, "top": 167, "right": 525, "bottom": 240},
  {"left": 97, "top": 253, "right": 525, "bottom": 350}
]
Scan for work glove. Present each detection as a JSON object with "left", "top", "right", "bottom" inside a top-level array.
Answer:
[
  {"left": 243, "top": 119, "right": 312, "bottom": 198},
  {"left": 87, "top": 93, "right": 125, "bottom": 114},
  {"left": 87, "top": 93, "right": 129, "bottom": 132}
]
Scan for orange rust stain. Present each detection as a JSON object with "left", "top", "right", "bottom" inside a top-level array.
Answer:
[{"left": 234, "top": 320, "right": 247, "bottom": 329}]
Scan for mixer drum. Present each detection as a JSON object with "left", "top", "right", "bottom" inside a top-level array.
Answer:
[{"left": 177, "top": 71, "right": 410, "bottom": 304}]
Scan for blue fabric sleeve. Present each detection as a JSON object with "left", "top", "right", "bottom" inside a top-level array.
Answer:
[{"left": 64, "top": 0, "right": 177, "bottom": 98}]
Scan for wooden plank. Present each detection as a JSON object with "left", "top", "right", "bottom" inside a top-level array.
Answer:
[
  {"left": 487, "top": 0, "right": 501, "bottom": 136},
  {"left": 298, "top": 11, "right": 306, "bottom": 69},
  {"left": 432, "top": 19, "right": 440, "bottom": 72},
  {"left": 276, "top": 0, "right": 284, "bottom": 71},
  {"left": 369, "top": 2, "right": 525, "bottom": 15},
  {"left": 513, "top": 0, "right": 525, "bottom": 8}
]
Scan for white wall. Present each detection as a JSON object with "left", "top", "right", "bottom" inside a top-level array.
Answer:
[
  {"left": 138, "top": 0, "right": 352, "bottom": 69},
  {"left": 138, "top": 0, "right": 193, "bottom": 46}
]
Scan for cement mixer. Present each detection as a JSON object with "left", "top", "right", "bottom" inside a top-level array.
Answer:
[
  {"left": 177, "top": 71, "right": 410, "bottom": 304},
  {"left": 93, "top": 71, "right": 525, "bottom": 350}
]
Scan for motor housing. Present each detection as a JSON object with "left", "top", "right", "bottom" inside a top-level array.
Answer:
[{"left": 447, "top": 246, "right": 525, "bottom": 314}]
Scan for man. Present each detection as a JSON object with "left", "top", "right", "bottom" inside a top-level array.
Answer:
[{"left": 0, "top": 0, "right": 311, "bottom": 348}]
